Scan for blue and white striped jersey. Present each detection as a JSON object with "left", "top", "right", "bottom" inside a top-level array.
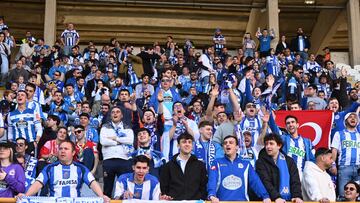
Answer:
[
  {"left": 27, "top": 100, "right": 45, "bottom": 120},
  {"left": 266, "top": 55, "right": 280, "bottom": 77},
  {"left": 33, "top": 86, "right": 45, "bottom": 105},
  {"left": 61, "top": 29, "right": 79, "bottom": 47},
  {"left": 303, "top": 61, "right": 321, "bottom": 74},
  {"left": 288, "top": 136, "right": 306, "bottom": 172},
  {"left": 36, "top": 161, "right": 95, "bottom": 197},
  {"left": 331, "top": 129, "right": 360, "bottom": 166},
  {"left": 7, "top": 108, "right": 43, "bottom": 142},
  {"left": 114, "top": 173, "right": 161, "bottom": 200},
  {"left": 240, "top": 116, "right": 262, "bottom": 147},
  {"left": 213, "top": 34, "right": 225, "bottom": 51}
]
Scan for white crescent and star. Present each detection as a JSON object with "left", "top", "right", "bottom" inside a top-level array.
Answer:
[{"left": 299, "top": 122, "right": 323, "bottom": 146}]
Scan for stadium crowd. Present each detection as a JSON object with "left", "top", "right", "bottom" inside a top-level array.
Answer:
[{"left": 0, "top": 15, "right": 359, "bottom": 202}]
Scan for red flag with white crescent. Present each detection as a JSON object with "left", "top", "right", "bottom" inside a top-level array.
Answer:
[{"left": 274, "top": 110, "right": 334, "bottom": 149}]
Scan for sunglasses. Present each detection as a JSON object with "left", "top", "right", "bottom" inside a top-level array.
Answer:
[
  {"left": 345, "top": 187, "right": 356, "bottom": 192},
  {"left": 161, "top": 79, "right": 171, "bottom": 83},
  {"left": 75, "top": 130, "right": 83, "bottom": 134}
]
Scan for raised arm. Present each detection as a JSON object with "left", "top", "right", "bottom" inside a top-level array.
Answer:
[{"left": 205, "top": 85, "right": 219, "bottom": 122}]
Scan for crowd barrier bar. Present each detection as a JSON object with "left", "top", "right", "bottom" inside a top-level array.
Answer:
[{"left": 0, "top": 199, "right": 354, "bottom": 203}]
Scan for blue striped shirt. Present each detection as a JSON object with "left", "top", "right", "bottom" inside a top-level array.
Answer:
[
  {"left": 36, "top": 161, "right": 95, "bottom": 197},
  {"left": 114, "top": 173, "right": 160, "bottom": 200},
  {"left": 8, "top": 108, "right": 43, "bottom": 142},
  {"left": 331, "top": 129, "right": 360, "bottom": 166},
  {"left": 61, "top": 29, "right": 79, "bottom": 46}
]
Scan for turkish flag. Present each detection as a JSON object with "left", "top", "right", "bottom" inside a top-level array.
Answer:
[{"left": 274, "top": 110, "right": 334, "bottom": 149}]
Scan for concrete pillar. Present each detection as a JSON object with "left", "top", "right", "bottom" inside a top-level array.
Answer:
[
  {"left": 310, "top": 10, "right": 344, "bottom": 55},
  {"left": 44, "top": 0, "right": 57, "bottom": 46},
  {"left": 267, "top": 0, "right": 279, "bottom": 48},
  {"left": 347, "top": 0, "right": 360, "bottom": 66}
]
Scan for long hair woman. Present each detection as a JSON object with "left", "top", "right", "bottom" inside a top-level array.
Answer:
[{"left": 0, "top": 141, "right": 25, "bottom": 197}]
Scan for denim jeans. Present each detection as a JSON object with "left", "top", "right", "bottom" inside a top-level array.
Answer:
[
  {"left": 338, "top": 165, "right": 360, "bottom": 197},
  {"left": 244, "top": 48, "right": 254, "bottom": 58}
]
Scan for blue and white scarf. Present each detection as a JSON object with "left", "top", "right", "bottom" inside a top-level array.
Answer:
[
  {"left": 193, "top": 140, "right": 216, "bottom": 170},
  {"left": 277, "top": 152, "right": 291, "bottom": 200}
]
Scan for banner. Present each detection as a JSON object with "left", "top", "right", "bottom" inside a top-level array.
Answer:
[
  {"left": 123, "top": 200, "right": 204, "bottom": 203},
  {"left": 274, "top": 110, "right": 333, "bottom": 149},
  {"left": 17, "top": 197, "right": 104, "bottom": 203}
]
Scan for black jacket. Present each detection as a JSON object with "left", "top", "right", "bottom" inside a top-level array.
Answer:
[
  {"left": 275, "top": 42, "right": 289, "bottom": 55},
  {"left": 255, "top": 148, "right": 303, "bottom": 201},
  {"left": 160, "top": 154, "right": 208, "bottom": 200},
  {"left": 290, "top": 35, "right": 311, "bottom": 52}
]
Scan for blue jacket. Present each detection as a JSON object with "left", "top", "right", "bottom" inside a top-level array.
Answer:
[{"left": 207, "top": 156, "right": 270, "bottom": 201}]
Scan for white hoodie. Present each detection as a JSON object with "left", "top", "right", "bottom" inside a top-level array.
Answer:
[{"left": 302, "top": 161, "right": 336, "bottom": 201}]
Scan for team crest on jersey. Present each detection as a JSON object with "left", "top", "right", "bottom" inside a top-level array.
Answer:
[
  {"left": 16, "top": 119, "right": 28, "bottom": 128},
  {"left": 238, "top": 163, "right": 243, "bottom": 168},
  {"left": 8, "top": 169, "right": 15, "bottom": 176},
  {"left": 63, "top": 171, "right": 70, "bottom": 179},
  {"left": 210, "top": 165, "right": 217, "bottom": 170}
]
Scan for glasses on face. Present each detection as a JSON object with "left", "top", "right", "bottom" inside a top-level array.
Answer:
[
  {"left": 345, "top": 187, "right": 356, "bottom": 192},
  {"left": 161, "top": 79, "right": 171, "bottom": 83},
  {"left": 75, "top": 130, "right": 83, "bottom": 134}
]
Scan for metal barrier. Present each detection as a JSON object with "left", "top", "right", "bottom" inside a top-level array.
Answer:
[{"left": 0, "top": 199, "right": 267, "bottom": 203}]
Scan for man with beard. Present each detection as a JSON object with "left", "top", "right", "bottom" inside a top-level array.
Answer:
[
  {"left": 16, "top": 37, "right": 35, "bottom": 63},
  {"left": 48, "top": 91, "right": 71, "bottom": 126},
  {"left": 302, "top": 148, "right": 336, "bottom": 202},
  {"left": 290, "top": 27, "right": 310, "bottom": 61},
  {"left": 347, "top": 88, "right": 359, "bottom": 107},
  {"left": 187, "top": 100, "right": 204, "bottom": 126},
  {"left": 286, "top": 66, "right": 304, "bottom": 102},
  {"left": 331, "top": 112, "right": 360, "bottom": 197}
]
